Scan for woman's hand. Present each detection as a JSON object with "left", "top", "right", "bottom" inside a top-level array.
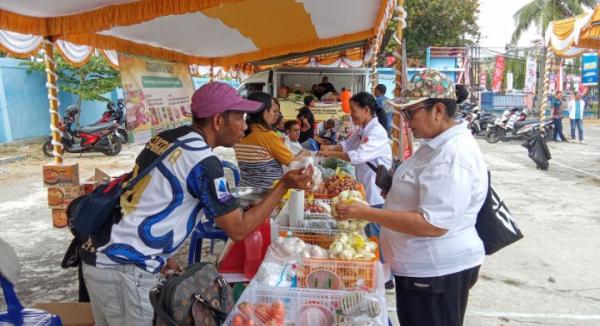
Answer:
[{"left": 335, "top": 201, "right": 369, "bottom": 221}]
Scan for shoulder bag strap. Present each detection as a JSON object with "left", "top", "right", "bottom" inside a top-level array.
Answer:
[
  {"left": 124, "top": 137, "right": 205, "bottom": 191},
  {"left": 366, "top": 161, "right": 378, "bottom": 172}
]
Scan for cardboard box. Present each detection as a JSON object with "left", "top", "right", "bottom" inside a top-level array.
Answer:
[
  {"left": 33, "top": 303, "right": 94, "bottom": 326},
  {"left": 52, "top": 209, "right": 68, "bottom": 228},
  {"left": 43, "top": 162, "right": 79, "bottom": 186},
  {"left": 48, "top": 185, "right": 82, "bottom": 208},
  {"left": 81, "top": 168, "right": 111, "bottom": 195}
]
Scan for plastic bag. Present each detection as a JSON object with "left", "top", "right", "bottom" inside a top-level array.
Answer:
[
  {"left": 288, "top": 157, "right": 322, "bottom": 191},
  {"left": 521, "top": 130, "right": 551, "bottom": 170},
  {"left": 320, "top": 157, "right": 356, "bottom": 179}
]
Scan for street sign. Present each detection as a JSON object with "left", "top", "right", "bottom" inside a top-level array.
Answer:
[{"left": 581, "top": 53, "right": 598, "bottom": 86}]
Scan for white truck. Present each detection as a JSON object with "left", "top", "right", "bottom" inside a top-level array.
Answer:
[{"left": 237, "top": 67, "right": 375, "bottom": 121}]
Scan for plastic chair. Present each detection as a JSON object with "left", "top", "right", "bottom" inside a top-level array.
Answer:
[
  {"left": 0, "top": 275, "right": 62, "bottom": 325},
  {"left": 187, "top": 161, "right": 239, "bottom": 265}
]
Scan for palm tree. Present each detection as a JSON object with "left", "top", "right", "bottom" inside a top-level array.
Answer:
[{"left": 511, "top": 0, "right": 597, "bottom": 45}]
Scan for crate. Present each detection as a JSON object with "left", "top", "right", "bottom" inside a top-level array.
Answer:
[
  {"left": 298, "top": 249, "right": 379, "bottom": 291},
  {"left": 224, "top": 285, "right": 387, "bottom": 326}
]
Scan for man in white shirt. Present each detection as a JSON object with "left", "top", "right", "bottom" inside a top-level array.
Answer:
[
  {"left": 283, "top": 120, "right": 304, "bottom": 155},
  {"left": 567, "top": 92, "right": 586, "bottom": 144}
]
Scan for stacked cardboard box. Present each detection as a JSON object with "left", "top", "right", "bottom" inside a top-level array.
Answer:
[{"left": 43, "top": 162, "right": 80, "bottom": 228}]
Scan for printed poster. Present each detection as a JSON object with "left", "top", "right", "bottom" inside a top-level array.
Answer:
[
  {"left": 524, "top": 57, "right": 537, "bottom": 94},
  {"left": 118, "top": 53, "right": 194, "bottom": 144}
]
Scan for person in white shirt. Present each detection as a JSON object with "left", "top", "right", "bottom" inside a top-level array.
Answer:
[
  {"left": 283, "top": 119, "right": 304, "bottom": 156},
  {"left": 319, "top": 92, "right": 392, "bottom": 208},
  {"left": 567, "top": 92, "right": 586, "bottom": 144},
  {"left": 336, "top": 69, "right": 487, "bottom": 326}
]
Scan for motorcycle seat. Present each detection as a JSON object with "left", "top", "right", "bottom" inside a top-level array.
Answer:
[
  {"left": 79, "top": 122, "right": 115, "bottom": 134},
  {"left": 513, "top": 119, "right": 540, "bottom": 128}
]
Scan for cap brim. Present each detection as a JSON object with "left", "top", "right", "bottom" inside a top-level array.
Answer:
[
  {"left": 388, "top": 97, "right": 428, "bottom": 109},
  {"left": 225, "top": 98, "right": 264, "bottom": 113}
]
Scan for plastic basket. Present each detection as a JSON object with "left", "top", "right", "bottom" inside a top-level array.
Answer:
[
  {"left": 223, "top": 285, "right": 387, "bottom": 326},
  {"left": 298, "top": 255, "right": 378, "bottom": 291},
  {"left": 276, "top": 226, "right": 341, "bottom": 249}
]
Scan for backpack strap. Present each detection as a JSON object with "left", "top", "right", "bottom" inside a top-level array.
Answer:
[{"left": 123, "top": 137, "right": 205, "bottom": 191}]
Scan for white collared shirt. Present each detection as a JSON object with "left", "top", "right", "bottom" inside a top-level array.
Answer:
[
  {"left": 284, "top": 135, "right": 304, "bottom": 156},
  {"left": 340, "top": 118, "right": 392, "bottom": 206},
  {"left": 381, "top": 122, "right": 487, "bottom": 277}
]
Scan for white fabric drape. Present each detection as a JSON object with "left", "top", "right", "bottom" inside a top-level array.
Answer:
[
  {"left": 56, "top": 39, "right": 93, "bottom": 64},
  {"left": 102, "top": 49, "right": 120, "bottom": 67},
  {"left": 0, "top": 30, "right": 43, "bottom": 54}
]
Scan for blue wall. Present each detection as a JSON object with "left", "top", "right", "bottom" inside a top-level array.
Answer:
[{"left": 0, "top": 58, "right": 121, "bottom": 143}]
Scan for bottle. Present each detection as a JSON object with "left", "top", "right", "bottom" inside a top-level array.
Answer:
[{"left": 243, "top": 230, "right": 263, "bottom": 279}]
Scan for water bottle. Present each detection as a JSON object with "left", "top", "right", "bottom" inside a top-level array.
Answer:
[{"left": 243, "top": 230, "right": 263, "bottom": 279}]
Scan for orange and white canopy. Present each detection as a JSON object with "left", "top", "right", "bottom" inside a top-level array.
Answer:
[
  {"left": 545, "top": 5, "right": 600, "bottom": 57},
  {"left": 0, "top": 0, "right": 394, "bottom": 67}
]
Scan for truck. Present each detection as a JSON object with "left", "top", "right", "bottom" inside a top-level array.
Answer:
[{"left": 237, "top": 67, "right": 375, "bottom": 121}]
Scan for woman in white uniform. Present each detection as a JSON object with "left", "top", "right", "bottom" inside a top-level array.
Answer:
[
  {"left": 335, "top": 70, "right": 487, "bottom": 326},
  {"left": 319, "top": 92, "right": 392, "bottom": 209}
]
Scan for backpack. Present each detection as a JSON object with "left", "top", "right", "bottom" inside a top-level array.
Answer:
[
  {"left": 150, "top": 262, "right": 234, "bottom": 326},
  {"left": 67, "top": 138, "right": 202, "bottom": 254}
]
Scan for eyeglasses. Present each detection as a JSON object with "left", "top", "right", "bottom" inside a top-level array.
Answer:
[{"left": 400, "top": 104, "right": 430, "bottom": 121}]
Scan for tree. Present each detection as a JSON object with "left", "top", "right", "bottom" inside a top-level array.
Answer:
[
  {"left": 23, "top": 53, "right": 121, "bottom": 110},
  {"left": 511, "top": 0, "right": 596, "bottom": 45},
  {"left": 379, "top": 0, "right": 480, "bottom": 65}
]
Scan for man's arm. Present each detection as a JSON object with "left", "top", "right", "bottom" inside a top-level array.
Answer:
[{"left": 215, "top": 167, "right": 313, "bottom": 241}]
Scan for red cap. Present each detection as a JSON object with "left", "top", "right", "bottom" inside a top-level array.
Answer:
[{"left": 190, "top": 82, "right": 263, "bottom": 118}]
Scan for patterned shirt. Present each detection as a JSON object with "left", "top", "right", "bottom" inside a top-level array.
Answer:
[
  {"left": 88, "top": 126, "right": 239, "bottom": 273},
  {"left": 234, "top": 124, "right": 293, "bottom": 188}
]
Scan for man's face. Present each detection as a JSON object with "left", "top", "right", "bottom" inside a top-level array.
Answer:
[
  {"left": 287, "top": 123, "right": 301, "bottom": 142},
  {"left": 217, "top": 112, "right": 247, "bottom": 147}
]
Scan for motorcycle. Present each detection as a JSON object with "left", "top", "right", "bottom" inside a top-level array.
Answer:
[
  {"left": 456, "top": 103, "right": 493, "bottom": 137},
  {"left": 43, "top": 105, "right": 122, "bottom": 157},
  {"left": 486, "top": 107, "right": 553, "bottom": 143},
  {"left": 98, "top": 99, "right": 127, "bottom": 143}
]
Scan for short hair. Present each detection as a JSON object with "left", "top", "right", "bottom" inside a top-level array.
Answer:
[
  {"left": 424, "top": 98, "right": 457, "bottom": 118},
  {"left": 322, "top": 76, "right": 328, "bottom": 80},
  {"left": 455, "top": 84, "right": 469, "bottom": 104},
  {"left": 375, "top": 84, "right": 386, "bottom": 94},
  {"left": 303, "top": 96, "right": 315, "bottom": 107},
  {"left": 324, "top": 119, "right": 336, "bottom": 129},
  {"left": 192, "top": 111, "right": 231, "bottom": 128},
  {"left": 284, "top": 120, "right": 299, "bottom": 130}
]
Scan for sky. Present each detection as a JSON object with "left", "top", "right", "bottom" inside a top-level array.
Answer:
[{"left": 478, "top": 0, "right": 542, "bottom": 50}]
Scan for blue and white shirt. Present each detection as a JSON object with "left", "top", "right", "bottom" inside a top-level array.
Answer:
[{"left": 88, "top": 126, "right": 239, "bottom": 273}]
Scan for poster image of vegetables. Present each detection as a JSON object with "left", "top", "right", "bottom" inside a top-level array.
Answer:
[{"left": 118, "top": 53, "right": 194, "bottom": 144}]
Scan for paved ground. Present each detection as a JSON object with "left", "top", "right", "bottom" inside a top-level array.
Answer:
[{"left": 0, "top": 124, "right": 599, "bottom": 325}]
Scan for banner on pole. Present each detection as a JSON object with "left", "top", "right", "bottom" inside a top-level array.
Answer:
[
  {"left": 581, "top": 53, "right": 598, "bottom": 86},
  {"left": 492, "top": 56, "right": 505, "bottom": 92},
  {"left": 119, "top": 53, "right": 194, "bottom": 144},
  {"left": 479, "top": 71, "right": 487, "bottom": 90},
  {"left": 524, "top": 57, "right": 537, "bottom": 93}
]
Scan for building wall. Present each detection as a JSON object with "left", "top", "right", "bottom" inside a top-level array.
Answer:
[{"left": 0, "top": 58, "right": 121, "bottom": 143}]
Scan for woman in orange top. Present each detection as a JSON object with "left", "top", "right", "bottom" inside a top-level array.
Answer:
[{"left": 234, "top": 92, "right": 294, "bottom": 188}]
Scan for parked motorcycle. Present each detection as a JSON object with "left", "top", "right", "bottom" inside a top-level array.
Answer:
[
  {"left": 486, "top": 107, "right": 553, "bottom": 143},
  {"left": 98, "top": 99, "right": 127, "bottom": 143},
  {"left": 456, "top": 103, "right": 494, "bottom": 137},
  {"left": 43, "top": 105, "right": 122, "bottom": 157}
]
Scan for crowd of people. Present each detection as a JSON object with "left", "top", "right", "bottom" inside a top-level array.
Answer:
[{"left": 49, "top": 68, "right": 495, "bottom": 326}]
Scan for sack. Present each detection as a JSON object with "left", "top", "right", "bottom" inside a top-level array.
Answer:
[
  {"left": 521, "top": 130, "right": 551, "bottom": 170},
  {"left": 475, "top": 172, "right": 524, "bottom": 255},
  {"left": 150, "top": 262, "right": 234, "bottom": 326}
]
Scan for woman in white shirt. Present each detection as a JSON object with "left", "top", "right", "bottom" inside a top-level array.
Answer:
[
  {"left": 319, "top": 92, "right": 392, "bottom": 208},
  {"left": 336, "top": 70, "right": 487, "bottom": 326}
]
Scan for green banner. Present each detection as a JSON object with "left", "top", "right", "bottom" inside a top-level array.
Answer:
[{"left": 141, "top": 76, "right": 183, "bottom": 88}]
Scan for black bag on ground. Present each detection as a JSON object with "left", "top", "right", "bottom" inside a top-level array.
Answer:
[
  {"left": 521, "top": 130, "right": 551, "bottom": 170},
  {"left": 150, "top": 262, "right": 234, "bottom": 326},
  {"left": 475, "top": 172, "right": 524, "bottom": 255}
]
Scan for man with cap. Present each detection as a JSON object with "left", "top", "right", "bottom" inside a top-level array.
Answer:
[
  {"left": 81, "top": 82, "right": 313, "bottom": 326},
  {"left": 335, "top": 69, "right": 487, "bottom": 326}
]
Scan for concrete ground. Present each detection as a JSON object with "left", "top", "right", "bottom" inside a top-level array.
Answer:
[{"left": 0, "top": 124, "right": 599, "bottom": 325}]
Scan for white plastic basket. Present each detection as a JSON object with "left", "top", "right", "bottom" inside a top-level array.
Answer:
[{"left": 224, "top": 285, "right": 388, "bottom": 325}]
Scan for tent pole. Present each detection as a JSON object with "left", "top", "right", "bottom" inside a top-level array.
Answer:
[
  {"left": 392, "top": 0, "right": 411, "bottom": 161},
  {"left": 43, "top": 39, "right": 63, "bottom": 164},
  {"left": 540, "top": 50, "right": 553, "bottom": 132}
]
